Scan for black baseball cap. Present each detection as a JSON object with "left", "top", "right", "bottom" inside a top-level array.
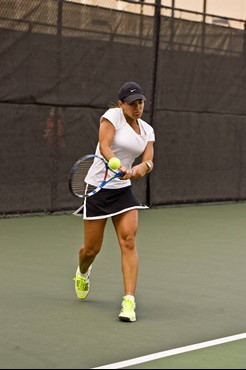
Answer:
[{"left": 118, "top": 82, "right": 146, "bottom": 103}]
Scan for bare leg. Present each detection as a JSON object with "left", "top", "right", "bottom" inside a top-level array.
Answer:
[
  {"left": 79, "top": 218, "right": 107, "bottom": 273},
  {"left": 112, "top": 210, "right": 138, "bottom": 296}
]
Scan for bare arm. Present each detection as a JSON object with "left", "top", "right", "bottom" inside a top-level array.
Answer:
[
  {"left": 98, "top": 118, "right": 116, "bottom": 161},
  {"left": 131, "top": 141, "right": 154, "bottom": 179},
  {"left": 98, "top": 118, "right": 129, "bottom": 178}
]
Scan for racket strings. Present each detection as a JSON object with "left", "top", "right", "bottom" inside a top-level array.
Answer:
[{"left": 71, "top": 158, "right": 96, "bottom": 196}]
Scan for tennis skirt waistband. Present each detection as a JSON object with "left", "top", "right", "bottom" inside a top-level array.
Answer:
[{"left": 73, "top": 185, "right": 148, "bottom": 220}]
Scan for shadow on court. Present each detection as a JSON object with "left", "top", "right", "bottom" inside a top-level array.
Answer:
[{"left": 1, "top": 203, "right": 246, "bottom": 369}]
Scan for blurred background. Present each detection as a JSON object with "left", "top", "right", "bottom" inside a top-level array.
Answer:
[{"left": 1, "top": 0, "right": 246, "bottom": 216}]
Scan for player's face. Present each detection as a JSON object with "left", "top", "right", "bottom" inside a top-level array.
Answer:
[{"left": 119, "top": 99, "right": 145, "bottom": 121}]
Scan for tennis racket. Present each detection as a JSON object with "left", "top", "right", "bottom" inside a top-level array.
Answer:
[{"left": 68, "top": 154, "right": 124, "bottom": 198}]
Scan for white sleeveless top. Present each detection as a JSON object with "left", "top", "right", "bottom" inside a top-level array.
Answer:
[{"left": 85, "top": 107, "right": 155, "bottom": 189}]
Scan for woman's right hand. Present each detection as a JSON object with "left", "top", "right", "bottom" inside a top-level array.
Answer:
[{"left": 118, "top": 166, "right": 133, "bottom": 180}]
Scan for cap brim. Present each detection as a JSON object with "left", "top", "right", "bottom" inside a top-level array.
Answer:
[{"left": 124, "top": 94, "right": 146, "bottom": 103}]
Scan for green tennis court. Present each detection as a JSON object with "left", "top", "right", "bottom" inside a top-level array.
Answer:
[
  {"left": 1, "top": 202, "right": 246, "bottom": 369},
  {"left": 123, "top": 338, "right": 246, "bottom": 369}
]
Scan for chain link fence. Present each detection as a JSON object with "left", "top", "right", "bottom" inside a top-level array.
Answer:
[{"left": 1, "top": 0, "right": 246, "bottom": 216}]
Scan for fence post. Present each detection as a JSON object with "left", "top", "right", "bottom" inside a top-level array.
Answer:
[
  {"left": 243, "top": 21, "right": 246, "bottom": 54},
  {"left": 147, "top": 0, "right": 161, "bottom": 206},
  {"left": 50, "top": 0, "right": 63, "bottom": 211},
  {"left": 170, "top": 0, "right": 175, "bottom": 48},
  {"left": 202, "top": 0, "right": 207, "bottom": 52}
]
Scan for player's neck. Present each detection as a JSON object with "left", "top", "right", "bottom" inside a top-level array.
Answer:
[
  {"left": 124, "top": 114, "right": 137, "bottom": 127},
  {"left": 125, "top": 117, "right": 141, "bottom": 135}
]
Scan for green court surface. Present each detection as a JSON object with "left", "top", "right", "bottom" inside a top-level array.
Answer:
[
  {"left": 124, "top": 338, "right": 246, "bottom": 369},
  {"left": 1, "top": 202, "right": 246, "bottom": 369}
]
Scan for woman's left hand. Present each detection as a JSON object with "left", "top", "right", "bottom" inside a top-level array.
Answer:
[
  {"left": 130, "top": 163, "right": 147, "bottom": 179},
  {"left": 119, "top": 163, "right": 148, "bottom": 180}
]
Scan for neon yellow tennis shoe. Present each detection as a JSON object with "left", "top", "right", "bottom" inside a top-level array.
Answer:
[
  {"left": 73, "top": 265, "right": 92, "bottom": 300},
  {"left": 119, "top": 296, "right": 136, "bottom": 322}
]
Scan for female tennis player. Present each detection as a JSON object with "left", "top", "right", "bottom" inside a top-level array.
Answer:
[{"left": 73, "top": 81, "right": 155, "bottom": 322}]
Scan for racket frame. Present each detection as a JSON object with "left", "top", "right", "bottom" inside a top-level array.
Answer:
[{"left": 68, "top": 154, "right": 124, "bottom": 198}]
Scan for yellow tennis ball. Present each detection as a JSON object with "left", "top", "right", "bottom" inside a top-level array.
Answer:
[{"left": 109, "top": 157, "right": 121, "bottom": 170}]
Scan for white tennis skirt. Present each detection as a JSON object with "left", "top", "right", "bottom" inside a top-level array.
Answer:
[{"left": 73, "top": 185, "right": 148, "bottom": 220}]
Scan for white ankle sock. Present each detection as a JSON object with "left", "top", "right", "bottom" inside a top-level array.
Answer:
[
  {"left": 78, "top": 268, "right": 89, "bottom": 278},
  {"left": 124, "top": 295, "right": 135, "bottom": 301}
]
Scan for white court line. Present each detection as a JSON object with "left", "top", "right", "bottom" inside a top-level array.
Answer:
[{"left": 92, "top": 332, "right": 246, "bottom": 369}]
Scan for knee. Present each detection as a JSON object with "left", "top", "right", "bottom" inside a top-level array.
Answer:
[
  {"left": 80, "top": 244, "right": 101, "bottom": 259},
  {"left": 120, "top": 234, "right": 136, "bottom": 252}
]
